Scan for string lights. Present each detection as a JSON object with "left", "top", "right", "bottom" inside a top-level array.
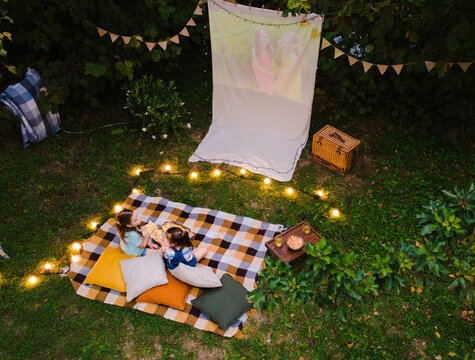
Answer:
[
  {"left": 190, "top": 171, "right": 199, "bottom": 179},
  {"left": 114, "top": 204, "right": 122, "bottom": 213},
  {"left": 263, "top": 177, "right": 271, "bottom": 185},
  {"left": 213, "top": 169, "right": 221, "bottom": 176},
  {"left": 330, "top": 208, "right": 341, "bottom": 218},
  {"left": 71, "top": 242, "right": 82, "bottom": 251}
]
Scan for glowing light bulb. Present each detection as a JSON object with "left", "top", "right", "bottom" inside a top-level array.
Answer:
[
  {"left": 28, "top": 276, "right": 38, "bottom": 285},
  {"left": 134, "top": 168, "right": 142, "bottom": 176},
  {"left": 132, "top": 188, "right": 140, "bottom": 194},
  {"left": 44, "top": 263, "right": 52, "bottom": 271},
  {"left": 316, "top": 190, "right": 324, "bottom": 198},
  {"left": 263, "top": 178, "right": 271, "bottom": 185},
  {"left": 71, "top": 255, "right": 80, "bottom": 263},
  {"left": 286, "top": 187, "right": 294, "bottom": 195},
  {"left": 114, "top": 204, "right": 122, "bottom": 213},
  {"left": 213, "top": 169, "right": 221, "bottom": 176},
  {"left": 90, "top": 221, "right": 98, "bottom": 229},
  {"left": 164, "top": 164, "right": 171, "bottom": 172},
  {"left": 190, "top": 171, "right": 198, "bottom": 179},
  {"left": 72, "top": 242, "right": 81, "bottom": 251},
  {"left": 239, "top": 168, "right": 247, "bottom": 175},
  {"left": 331, "top": 209, "right": 340, "bottom": 218}
]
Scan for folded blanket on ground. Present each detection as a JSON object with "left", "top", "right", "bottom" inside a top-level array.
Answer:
[
  {"left": 0, "top": 68, "right": 60, "bottom": 148},
  {"left": 68, "top": 194, "right": 283, "bottom": 337}
]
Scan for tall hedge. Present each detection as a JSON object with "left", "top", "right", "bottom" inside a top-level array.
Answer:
[{"left": 3, "top": 0, "right": 474, "bottom": 126}]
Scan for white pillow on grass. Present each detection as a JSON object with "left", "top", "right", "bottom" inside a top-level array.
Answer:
[
  {"left": 120, "top": 251, "right": 168, "bottom": 302},
  {"left": 169, "top": 263, "right": 222, "bottom": 288}
]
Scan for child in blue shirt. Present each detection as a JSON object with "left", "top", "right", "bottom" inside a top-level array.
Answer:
[
  {"left": 158, "top": 226, "right": 207, "bottom": 269},
  {"left": 116, "top": 209, "right": 160, "bottom": 256}
]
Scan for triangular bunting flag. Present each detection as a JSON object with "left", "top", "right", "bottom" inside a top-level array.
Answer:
[
  {"left": 194, "top": 6, "right": 203, "bottom": 15},
  {"left": 362, "top": 61, "right": 372, "bottom": 73},
  {"left": 97, "top": 28, "right": 107, "bottom": 37},
  {"left": 136, "top": 36, "right": 143, "bottom": 42},
  {"left": 109, "top": 33, "right": 119, "bottom": 43},
  {"left": 458, "top": 62, "right": 472, "bottom": 72},
  {"left": 446, "top": 62, "right": 453, "bottom": 69},
  {"left": 158, "top": 41, "right": 167, "bottom": 50},
  {"left": 321, "top": 38, "right": 331, "bottom": 50},
  {"left": 392, "top": 64, "right": 403, "bottom": 75},
  {"left": 179, "top": 27, "right": 190, "bottom": 37},
  {"left": 122, "top": 36, "right": 131, "bottom": 44},
  {"left": 170, "top": 35, "right": 180, "bottom": 44},
  {"left": 348, "top": 56, "right": 358, "bottom": 66},
  {"left": 334, "top": 48, "right": 344, "bottom": 59},
  {"left": 425, "top": 61, "right": 436, "bottom": 72},
  {"left": 311, "top": 29, "right": 320, "bottom": 39},
  {"left": 377, "top": 64, "right": 388, "bottom": 75},
  {"left": 187, "top": 18, "right": 196, "bottom": 27},
  {"left": 146, "top": 42, "right": 156, "bottom": 51}
]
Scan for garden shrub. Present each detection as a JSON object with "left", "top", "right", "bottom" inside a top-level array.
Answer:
[
  {"left": 250, "top": 184, "right": 474, "bottom": 318},
  {"left": 126, "top": 75, "right": 186, "bottom": 140}
]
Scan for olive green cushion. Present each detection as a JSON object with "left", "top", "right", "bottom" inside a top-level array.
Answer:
[{"left": 191, "top": 273, "right": 252, "bottom": 330}]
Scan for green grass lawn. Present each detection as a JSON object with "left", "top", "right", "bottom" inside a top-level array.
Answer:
[{"left": 0, "top": 71, "right": 473, "bottom": 359}]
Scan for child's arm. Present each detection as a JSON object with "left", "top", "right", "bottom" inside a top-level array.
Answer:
[{"left": 139, "top": 231, "right": 152, "bottom": 249}]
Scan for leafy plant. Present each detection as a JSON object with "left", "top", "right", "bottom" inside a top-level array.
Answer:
[
  {"left": 126, "top": 75, "right": 186, "bottom": 140},
  {"left": 442, "top": 183, "right": 475, "bottom": 226},
  {"left": 417, "top": 201, "right": 466, "bottom": 241}
]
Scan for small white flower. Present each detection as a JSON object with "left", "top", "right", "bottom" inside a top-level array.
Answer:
[
  {"left": 181, "top": 102, "right": 185, "bottom": 106},
  {"left": 186, "top": 123, "right": 192, "bottom": 129},
  {"left": 162, "top": 134, "right": 168, "bottom": 139},
  {"left": 151, "top": 135, "right": 156, "bottom": 140},
  {"left": 123, "top": 106, "right": 127, "bottom": 109},
  {"left": 126, "top": 90, "right": 130, "bottom": 94},
  {"left": 147, "top": 106, "right": 151, "bottom": 111},
  {"left": 145, "top": 112, "right": 149, "bottom": 115},
  {"left": 159, "top": 151, "right": 164, "bottom": 155},
  {"left": 142, "top": 128, "right": 147, "bottom": 132}
]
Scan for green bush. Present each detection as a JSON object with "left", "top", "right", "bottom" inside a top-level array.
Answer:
[
  {"left": 126, "top": 75, "right": 186, "bottom": 140},
  {"left": 250, "top": 185, "right": 474, "bottom": 318}
]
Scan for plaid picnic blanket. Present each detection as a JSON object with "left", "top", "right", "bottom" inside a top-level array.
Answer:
[
  {"left": 68, "top": 194, "right": 283, "bottom": 337},
  {"left": 0, "top": 68, "right": 60, "bottom": 148}
]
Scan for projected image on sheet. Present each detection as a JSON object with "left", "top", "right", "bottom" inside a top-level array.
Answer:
[
  {"left": 210, "top": 9, "right": 320, "bottom": 105},
  {"left": 189, "top": 1, "right": 323, "bottom": 182}
]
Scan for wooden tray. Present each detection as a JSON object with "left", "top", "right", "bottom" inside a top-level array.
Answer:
[{"left": 265, "top": 221, "right": 322, "bottom": 264}]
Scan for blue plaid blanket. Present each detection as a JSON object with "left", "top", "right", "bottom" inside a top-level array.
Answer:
[{"left": 0, "top": 68, "right": 60, "bottom": 148}]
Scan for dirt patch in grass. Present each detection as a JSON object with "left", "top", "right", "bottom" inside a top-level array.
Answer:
[{"left": 182, "top": 339, "right": 226, "bottom": 360}]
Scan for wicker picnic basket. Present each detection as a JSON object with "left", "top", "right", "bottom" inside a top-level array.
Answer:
[{"left": 311, "top": 125, "right": 361, "bottom": 175}]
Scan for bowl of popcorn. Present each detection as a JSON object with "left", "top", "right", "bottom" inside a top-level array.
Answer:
[{"left": 287, "top": 235, "right": 304, "bottom": 251}]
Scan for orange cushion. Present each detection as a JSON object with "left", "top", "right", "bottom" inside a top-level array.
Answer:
[{"left": 136, "top": 269, "right": 191, "bottom": 310}]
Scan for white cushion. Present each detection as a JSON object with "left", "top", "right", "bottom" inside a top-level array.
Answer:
[
  {"left": 120, "top": 251, "right": 168, "bottom": 302},
  {"left": 169, "top": 263, "right": 222, "bottom": 288}
]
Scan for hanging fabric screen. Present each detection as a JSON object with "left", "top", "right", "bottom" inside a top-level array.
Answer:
[{"left": 189, "top": 1, "right": 323, "bottom": 181}]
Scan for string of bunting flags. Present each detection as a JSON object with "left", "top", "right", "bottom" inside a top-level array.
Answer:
[
  {"left": 94, "top": 0, "right": 472, "bottom": 74},
  {"left": 96, "top": 0, "right": 206, "bottom": 51},
  {"left": 320, "top": 37, "right": 472, "bottom": 75}
]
